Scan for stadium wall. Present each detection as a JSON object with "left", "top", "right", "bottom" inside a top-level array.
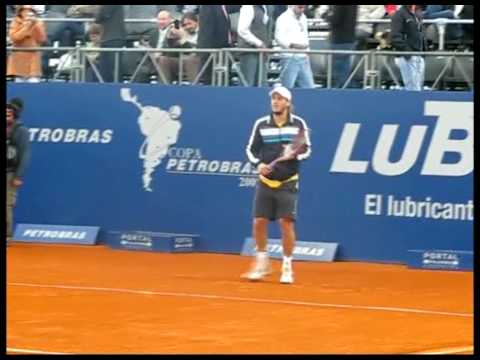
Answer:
[{"left": 7, "top": 83, "right": 473, "bottom": 263}]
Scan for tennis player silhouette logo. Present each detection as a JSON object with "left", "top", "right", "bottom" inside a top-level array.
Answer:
[{"left": 121, "top": 88, "right": 182, "bottom": 192}]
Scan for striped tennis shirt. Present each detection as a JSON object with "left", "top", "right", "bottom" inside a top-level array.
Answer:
[{"left": 246, "top": 113, "right": 311, "bottom": 182}]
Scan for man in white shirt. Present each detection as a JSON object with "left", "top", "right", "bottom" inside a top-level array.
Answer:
[
  {"left": 274, "top": 5, "right": 315, "bottom": 88},
  {"left": 237, "top": 5, "right": 274, "bottom": 86}
]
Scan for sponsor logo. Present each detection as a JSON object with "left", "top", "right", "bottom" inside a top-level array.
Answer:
[
  {"left": 121, "top": 88, "right": 256, "bottom": 191},
  {"left": 241, "top": 238, "right": 337, "bottom": 262},
  {"left": 173, "top": 237, "right": 195, "bottom": 249},
  {"left": 423, "top": 251, "right": 460, "bottom": 266},
  {"left": 14, "top": 224, "right": 99, "bottom": 245},
  {"left": 22, "top": 229, "right": 87, "bottom": 239},
  {"left": 330, "top": 101, "right": 473, "bottom": 176},
  {"left": 29, "top": 128, "right": 113, "bottom": 144},
  {"left": 121, "top": 88, "right": 182, "bottom": 192}
]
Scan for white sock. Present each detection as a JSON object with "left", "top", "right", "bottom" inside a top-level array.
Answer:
[
  {"left": 256, "top": 251, "right": 268, "bottom": 264},
  {"left": 283, "top": 256, "right": 292, "bottom": 271}
]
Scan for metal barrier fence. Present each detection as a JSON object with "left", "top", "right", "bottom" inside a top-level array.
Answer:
[
  {"left": 6, "top": 17, "right": 474, "bottom": 51},
  {"left": 6, "top": 46, "right": 474, "bottom": 90}
]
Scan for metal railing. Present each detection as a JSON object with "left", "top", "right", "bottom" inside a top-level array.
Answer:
[
  {"left": 6, "top": 46, "right": 474, "bottom": 90},
  {"left": 6, "top": 17, "right": 474, "bottom": 51}
]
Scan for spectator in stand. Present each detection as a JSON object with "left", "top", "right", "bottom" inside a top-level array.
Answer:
[
  {"left": 135, "top": 10, "right": 174, "bottom": 83},
  {"left": 181, "top": 12, "right": 199, "bottom": 46},
  {"left": 136, "top": 11, "right": 199, "bottom": 84},
  {"left": 7, "top": 5, "right": 47, "bottom": 82},
  {"left": 355, "top": 5, "right": 386, "bottom": 50},
  {"left": 329, "top": 5, "right": 358, "bottom": 88},
  {"left": 197, "top": 5, "right": 241, "bottom": 85},
  {"left": 391, "top": 5, "right": 426, "bottom": 91},
  {"left": 161, "top": 12, "right": 200, "bottom": 83},
  {"left": 84, "top": 23, "right": 103, "bottom": 82},
  {"left": 422, "top": 5, "right": 463, "bottom": 46},
  {"left": 275, "top": 5, "right": 315, "bottom": 89},
  {"left": 237, "top": 5, "right": 274, "bottom": 86},
  {"left": 94, "top": 5, "right": 126, "bottom": 82}
]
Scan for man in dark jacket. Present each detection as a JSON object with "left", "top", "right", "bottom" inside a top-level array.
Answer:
[
  {"left": 6, "top": 98, "right": 31, "bottom": 243},
  {"left": 391, "top": 5, "right": 426, "bottom": 90},
  {"left": 95, "top": 5, "right": 126, "bottom": 82},
  {"left": 197, "top": 5, "right": 241, "bottom": 85},
  {"left": 329, "top": 5, "right": 358, "bottom": 88}
]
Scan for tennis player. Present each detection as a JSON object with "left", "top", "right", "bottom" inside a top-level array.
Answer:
[{"left": 244, "top": 86, "right": 311, "bottom": 284}]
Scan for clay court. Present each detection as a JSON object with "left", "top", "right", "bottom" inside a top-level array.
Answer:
[{"left": 6, "top": 242, "right": 473, "bottom": 354}]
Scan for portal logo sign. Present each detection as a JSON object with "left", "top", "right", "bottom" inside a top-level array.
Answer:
[
  {"left": 121, "top": 88, "right": 182, "bottom": 192},
  {"left": 407, "top": 249, "right": 473, "bottom": 271}
]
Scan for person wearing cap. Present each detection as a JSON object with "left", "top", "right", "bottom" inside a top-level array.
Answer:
[
  {"left": 6, "top": 98, "right": 31, "bottom": 244},
  {"left": 7, "top": 5, "right": 47, "bottom": 82},
  {"left": 244, "top": 86, "right": 312, "bottom": 284}
]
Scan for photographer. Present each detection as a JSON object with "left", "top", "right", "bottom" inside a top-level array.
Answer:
[
  {"left": 137, "top": 11, "right": 199, "bottom": 84},
  {"left": 7, "top": 5, "right": 47, "bottom": 82},
  {"left": 7, "top": 98, "right": 31, "bottom": 244}
]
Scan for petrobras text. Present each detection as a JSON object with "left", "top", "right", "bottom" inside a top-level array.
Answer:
[
  {"left": 330, "top": 101, "right": 473, "bottom": 177},
  {"left": 29, "top": 128, "right": 113, "bottom": 144},
  {"left": 13, "top": 224, "right": 99, "bottom": 245},
  {"left": 241, "top": 237, "right": 338, "bottom": 262},
  {"left": 165, "top": 147, "right": 257, "bottom": 187}
]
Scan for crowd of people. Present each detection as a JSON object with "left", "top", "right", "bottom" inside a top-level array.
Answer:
[{"left": 6, "top": 5, "right": 474, "bottom": 90}]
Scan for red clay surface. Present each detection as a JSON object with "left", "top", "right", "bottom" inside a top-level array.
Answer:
[{"left": 6, "top": 243, "right": 473, "bottom": 354}]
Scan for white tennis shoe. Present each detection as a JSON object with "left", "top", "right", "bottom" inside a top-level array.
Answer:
[
  {"left": 242, "top": 260, "right": 272, "bottom": 281},
  {"left": 280, "top": 267, "right": 294, "bottom": 284}
]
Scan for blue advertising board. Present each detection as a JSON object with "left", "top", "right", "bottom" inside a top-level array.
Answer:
[
  {"left": 105, "top": 230, "right": 198, "bottom": 252},
  {"left": 241, "top": 237, "right": 337, "bottom": 262},
  {"left": 7, "top": 83, "right": 473, "bottom": 265},
  {"left": 14, "top": 223, "right": 99, "bottom": 245}
]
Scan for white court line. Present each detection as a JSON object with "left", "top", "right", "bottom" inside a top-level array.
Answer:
[
  {"left": 8, "top": 282, "right": 473, "bottom": 319},
  {"left": 7, "top": 347, "right": 70, "bottom": 355},
  {"left": 409, "top": 345, "right": 474, "bottom": 354},
  {"left": 7, "top": 345, "right": 473, "bottom": 355}
]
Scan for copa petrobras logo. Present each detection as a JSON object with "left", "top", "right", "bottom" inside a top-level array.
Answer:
[
  {"left": 121, "top": 88, "right": 182, "bottom": 192},
  {"left": 330, "top": 101, "right": 473, "bottom": 177},
  {"left": 121, "top": 88, "right": 257, "bottom": 192},
  {"left": 165, "top": 147, "right": 257, "bottom": 187}
]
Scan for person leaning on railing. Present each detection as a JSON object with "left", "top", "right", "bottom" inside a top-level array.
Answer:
[
  {"left": 84, "top": 23, "right": 104, "bottom": 82},
  {"left": 7, "top": 5, "right": 47, "bottom": 82},
  {"left": 391, "top": 5, "right": 426, "bottom": 91},
  {"left": 94, "top": 5, "right": 126, "bottom": 82},
  {"left": 237, "top": 5, "right": 274, "bottom": 87}
]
